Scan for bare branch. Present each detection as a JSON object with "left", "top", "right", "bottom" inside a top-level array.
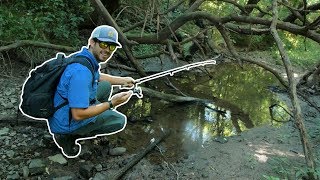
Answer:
[
  {"left": 123, "top": 0, "right": 186, "bottom": 33},
  {"left": 0, "top": 40, "right": 77, "bottom": 53},
  {"left": 270, "top": 0, "right": 316, "bottom": 175},
  {"left": 283, "top": 2, "right": 320, "bottom": 23},
  {"left": 225, "top": 23, "right": 269, "bottom": 35},
  {"left": 279, "top": 1, "right": 309, "bottom": 25},
  {"left": 127, "top": 12, "right": 320, "bottom": 44}
]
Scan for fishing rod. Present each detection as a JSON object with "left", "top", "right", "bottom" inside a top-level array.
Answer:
[{"left": 125, "top": 55, "right": 221, "bottom": 98}]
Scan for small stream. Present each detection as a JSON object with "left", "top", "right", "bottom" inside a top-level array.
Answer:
[{"left": 116, "top": 63, "right": 290, "bottom": 162}]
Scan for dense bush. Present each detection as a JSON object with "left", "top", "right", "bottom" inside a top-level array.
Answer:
[{"left": 0, "top": 0, "right": 93, "bottom": 46}]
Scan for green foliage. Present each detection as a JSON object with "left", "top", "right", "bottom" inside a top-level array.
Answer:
[
  {"left": 270, "top": 32, "right": 320, "bottom": 68},
  {"left": 266, "top": 157, "right": 320, "bottom": 179},
  {"left": 0, "top": 0, "right": 93, "bottom": 46}
]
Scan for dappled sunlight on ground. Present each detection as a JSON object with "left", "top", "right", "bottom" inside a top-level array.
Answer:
[{"left": 248, "top": 142, "right": 305, "bottom": 163}]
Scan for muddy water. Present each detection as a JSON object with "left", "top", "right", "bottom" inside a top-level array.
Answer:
[{"left": 116, "top": 63, "right": 289, "bottom": 162}]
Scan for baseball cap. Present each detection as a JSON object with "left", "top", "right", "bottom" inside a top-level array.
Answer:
[{"left": 91, "top": 25, "right": 122, "bottom": 47}]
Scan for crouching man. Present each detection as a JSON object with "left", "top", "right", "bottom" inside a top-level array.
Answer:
[{"left": 49, "top": 25, "right": 134, "bottom": 158}]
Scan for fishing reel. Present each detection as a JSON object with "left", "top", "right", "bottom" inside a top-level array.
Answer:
[
  {"left": 132, "top": 85, "right": 143, "bottom": 99},
  {"left": 120, "top": 83, "right": 143, "bottom": 99}
]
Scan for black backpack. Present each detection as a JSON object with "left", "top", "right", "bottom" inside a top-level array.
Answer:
[{"left": 20, "top": 53, "right": 94, "bottom": 119}]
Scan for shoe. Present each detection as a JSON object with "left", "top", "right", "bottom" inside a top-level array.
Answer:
[{"left": 54, "top": 134, "right": 80, "bottom": 157}]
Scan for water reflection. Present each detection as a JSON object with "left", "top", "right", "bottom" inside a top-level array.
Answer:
[{"left": 117, "top": 63, "right": 289, "bottom": 161}]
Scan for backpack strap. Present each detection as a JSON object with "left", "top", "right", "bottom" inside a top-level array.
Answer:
[
  {"left": 53, "top": 55, "right": 96, "bottom": 117},
  {"left": 69, "top": 56, "right": 95, "bottom": 81}
]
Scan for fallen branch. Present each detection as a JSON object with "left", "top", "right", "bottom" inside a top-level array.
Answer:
[
  {"left": 111, "top": 130, "right": 171, "bottom": 180},
  {"left": 270, "top": 0, "right": 316, "bottom": 176},
  {"left": 141, "top": 87, "right": 226, "bottom": 114},
  {"left": 142, "top": 86, "right": 206, "bottom": 103},
  {"left": 0, "top": 40, "right": 77, "bottom": 53}
]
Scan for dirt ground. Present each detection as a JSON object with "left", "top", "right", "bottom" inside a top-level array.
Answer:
[{"left": 0, "top": 52, "right": 319, "bottom": 179}]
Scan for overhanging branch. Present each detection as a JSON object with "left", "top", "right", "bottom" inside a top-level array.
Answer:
[{"left": 127, "top": 12, "right": 320, "bottom": 44}]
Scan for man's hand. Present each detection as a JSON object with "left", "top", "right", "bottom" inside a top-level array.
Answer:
[
  {"left": 110, "top": 91, "right": 133, "bottom": 107},
  {"left": 121, "top": 77, "right": 135, "bottom": 88}
]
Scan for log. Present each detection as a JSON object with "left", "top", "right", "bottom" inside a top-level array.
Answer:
[{"left": 111, "top": 130, "right": 171, "bottom": 180}]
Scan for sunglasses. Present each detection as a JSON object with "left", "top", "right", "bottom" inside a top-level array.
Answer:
[{"left": 94, "top": 39, "right": 117, "bottom": 51}]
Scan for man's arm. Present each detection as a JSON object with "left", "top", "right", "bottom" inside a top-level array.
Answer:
[
  {"left": 71, "top": 91, "right": 132, "bottom": 120},
  {"left": 99, "top": 73, "right": 135, "bottom": 87}
]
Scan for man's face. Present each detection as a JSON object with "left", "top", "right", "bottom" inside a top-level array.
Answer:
[{"left": 89, "top": 38, "right": 117, "bottom": 63}]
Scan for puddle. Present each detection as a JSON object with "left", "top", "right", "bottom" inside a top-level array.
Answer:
[{"left": 116, "top": 63, "right": 290, "bottom": 162}]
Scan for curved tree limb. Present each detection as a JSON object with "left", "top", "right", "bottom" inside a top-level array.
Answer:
[{"left": 239, "top": 57, "right": 288, "bottom": 88}]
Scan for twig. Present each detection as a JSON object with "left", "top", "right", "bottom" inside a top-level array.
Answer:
[
  {"left": 141, "top": 3, "right": 150, "bottom": 37},
  {"left": 269, "top": 104, "right": 293, "bottom": 123},
  {"left": 123, "top": 0, "right": 186, "bottom": 33},
  {"left": 115, "top": 6, "right": 130, "bottom": 21},
  {"left": 111, "top": 130, "right": 171, "bottom": 180},
  {"left": 155, "top": 144, "right": 179, "bottom": 179},
  {"left": 164, "top": 77, "right": 188, "bottom": 96}
]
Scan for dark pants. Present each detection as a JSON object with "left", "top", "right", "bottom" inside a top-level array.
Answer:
[{"left": 70, "top": 81, "right": 126, "bottom": 137}]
